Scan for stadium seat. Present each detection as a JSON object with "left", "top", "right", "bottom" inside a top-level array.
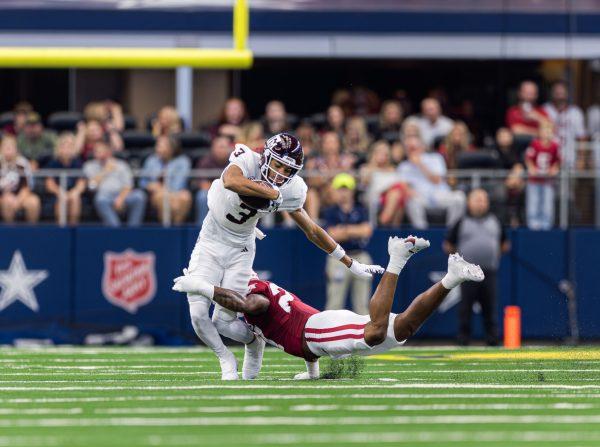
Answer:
[
  {"left": 177, "top": 131, "right": 212, "bottom": 149},
  {"left": 123, "top": 114, "right": 137, "bottom": 130},
  {"left": 122, "top": 130, "right": 156, "bottom": 150},
  {"left": 380, "top": 130, "right": 400, "bottom": 143},
  {"left": 0, "top": 111, "right": 14, "bottom": 129},
  {"left": 47, "top": 111, "right": 84, "bottom": 132},
  {"left": 309, "top": 112, "right": 327, "bottom": 129},
  {"left": 456, "top": 150, "right": 502, "bottom": 169}
]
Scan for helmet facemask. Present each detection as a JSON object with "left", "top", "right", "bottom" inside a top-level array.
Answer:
[{"left": 261, "top": 150, "right": 302, "bottom": 187}]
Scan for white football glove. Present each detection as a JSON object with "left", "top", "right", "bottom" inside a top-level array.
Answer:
[
  {"left": 348, "top": 259, "right": 385, "bottom": 278},
  {"left": 265, "top": 187, "right": 283, "bottom": 213}
]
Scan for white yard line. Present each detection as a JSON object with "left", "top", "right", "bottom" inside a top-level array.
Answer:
[
  {"left": 4, "top": 415, "right": 600, "bottom": 427},
  {"left": 0, "top": 408, "right": 82, "bottom": 415},
  {"left": 5, "top": 392, "right": 596, "bottom": 404},
  {"left": 290, "top": 403, "right": 595, "bottom": 411},
  {"left": 5, "top": 368, "right": 600, "bottom": 376},
  {"left": 94, "top": 405, "right": 272, "bottom": 414},
  {"left": 2, "top": 383, "right": 600, "bottom": 391}
]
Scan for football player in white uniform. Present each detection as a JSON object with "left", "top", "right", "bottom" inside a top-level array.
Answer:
[{"left": 185, "top": 133, "right": 384, "bottom": 380}]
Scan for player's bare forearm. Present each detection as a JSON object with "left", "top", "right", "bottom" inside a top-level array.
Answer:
[
  {"left": 290, "top": 208, "right": 352, "bottom": 267},
  {"left": 212, "top": 286, "right": 249, "bottom": 313},
  {"left": 212, "top": 286, "right": 270, "bottom": 316},
  {"left": 222, "top": 165, "right": 278, "bottom": 199}
]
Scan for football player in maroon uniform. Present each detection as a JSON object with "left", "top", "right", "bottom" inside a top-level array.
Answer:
[{"left": 173, "top": 236, "right": 484, "bottom": 379}]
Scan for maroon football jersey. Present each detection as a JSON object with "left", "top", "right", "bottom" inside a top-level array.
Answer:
[{"left": 244, "top": 279, "right": 319, "bottom": 359}]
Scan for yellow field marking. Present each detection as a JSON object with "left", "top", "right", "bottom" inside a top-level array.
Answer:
[{"left": 371, "top": 350, "right": 600, "bottom": 362}]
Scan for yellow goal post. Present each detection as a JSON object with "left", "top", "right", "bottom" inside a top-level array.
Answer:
[{"left": 0, "top": 0, "right": 252, "bottom": 69}]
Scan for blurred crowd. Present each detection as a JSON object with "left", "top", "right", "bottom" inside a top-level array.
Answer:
[{"left": 0, "top": 79, "right": 596, "bottom": 229}]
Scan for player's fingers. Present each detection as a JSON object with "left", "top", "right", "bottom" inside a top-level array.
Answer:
[{"left": 367, "top": 264, "right": 385, "bottom": 274}]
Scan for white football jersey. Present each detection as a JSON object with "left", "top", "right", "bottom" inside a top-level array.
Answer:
[{"left": 200, "top": 144, "right": 307, "bottom": 247}]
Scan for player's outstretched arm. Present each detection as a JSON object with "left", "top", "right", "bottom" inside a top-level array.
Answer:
[
  {"left": 289, "top": 208, "right": 384, "bottom": 278},
  {"left": 172, "top": 274, "right": 269, "bottom": 315},
  {"left": 212, "top": 288, "right": 270, "bottom": 316},
  {"left": 222, "top": 165, "right": 279, "bottom": 200}
]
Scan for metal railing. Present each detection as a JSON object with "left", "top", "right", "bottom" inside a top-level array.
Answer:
[{"left": 22, "top": 166, "right": 600, "bottom": 228}]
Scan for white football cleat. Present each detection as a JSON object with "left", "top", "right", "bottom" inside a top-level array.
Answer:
[
  {"left": 294, "top": 371, "right": 319, "bottom": 380},
  {"left": 219, "top": 351, "right": 239, "bottom": 381},
  {"left": 388, "top": 235, "right": 430, "bottom": 259},
  {"left": 447, "top": 253, "right": 485, "bottom": 283},
  {"left": 242, "top": 335, "right": 266, "bottom": 380}
]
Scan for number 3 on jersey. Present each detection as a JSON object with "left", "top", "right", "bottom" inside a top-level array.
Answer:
[
  {"left": 269, "top": 282, "right": 293, "bottom": 313},
  {"left": 226, "top": 203, "right": 257, "bottom": 224}
]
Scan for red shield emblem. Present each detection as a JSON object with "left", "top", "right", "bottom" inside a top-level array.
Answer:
[{"left": 102, "top": 250, "right": 156, "bottom": 314}]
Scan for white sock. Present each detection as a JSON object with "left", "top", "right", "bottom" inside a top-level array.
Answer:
[
  {"left": 386, "top": 254, "right": 408, "bottom": 276},
  {"left": 441, "top": 271, "right": 462, "bottom": 290},
  {"left": 213, "top": 305, "right": 254, "bottom": 344},
  {"left": 305, "top": 360, "right": 320, "bottom": 378},
  {"left": 188, "top": 299, "right": 230, "bottom": 359}
]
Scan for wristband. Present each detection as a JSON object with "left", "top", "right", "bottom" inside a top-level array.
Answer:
[{"left": 329, "top": 244, "right": 346, "bottom": 260}]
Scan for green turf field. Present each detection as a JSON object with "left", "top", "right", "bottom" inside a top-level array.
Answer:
[{"left": 1, "top": 346, "right": 600, "bottom": 447}]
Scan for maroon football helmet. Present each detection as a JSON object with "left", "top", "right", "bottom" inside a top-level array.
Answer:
[{"left": 260, "top": 133, "right": 304, "bottom": 187}]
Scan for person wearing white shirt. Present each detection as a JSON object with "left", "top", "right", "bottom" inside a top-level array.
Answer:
[
  {"left": 397, "top": 135, "right": 466, "bottom": 229},
  {"left": 543, "top": 81, "right": 586, "bottom": 169},
  {"left": 413, "top": 98, "right": 454, "bottom": 149}
]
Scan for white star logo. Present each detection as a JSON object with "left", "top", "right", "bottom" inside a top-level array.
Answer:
[{"left": 0, "top": 251, "right": 49, "bottom": 312}]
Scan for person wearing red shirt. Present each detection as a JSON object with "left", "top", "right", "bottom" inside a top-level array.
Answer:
[
  {"left": 506, "top": 81, "right": 550, "bottom": 141},
  {"left": 525, "top": 122, "right": 561, "bottom": 230}
]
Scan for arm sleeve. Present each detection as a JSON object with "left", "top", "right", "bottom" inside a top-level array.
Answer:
[
  {"left": 227, "top": 144, "right": 255, "bottom": 178},
  {"left": 500, "top": 221, "right": 507, "bottom": 243},
  {"left": 170, "top": 156, "right": 191, "bottom": 191},
  {"left": 120, "top": 163, "right": 134, "bottom": 189},
  {"left": 278, "top": 178, "right": 308, "bottom": 211},
  {"left": 574, "top": 108, "right": 587, "bottom": 138},
  {"left": 446, "top": 219, "right": 461, "bottom": 245},
  {"left": 138, "top": 157, "right": 154, "bottom": 189}
]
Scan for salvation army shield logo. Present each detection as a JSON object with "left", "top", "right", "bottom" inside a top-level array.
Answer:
[{"left": 101, "top": 250, "right": 156, "bottom": 313}]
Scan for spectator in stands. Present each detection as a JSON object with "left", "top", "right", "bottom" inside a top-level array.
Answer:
[
  {"left": 343, "top": 116, "right": 371, "bottom": 166},
  {"left": 75, "top": 119, "right": 123, "bottom": 160},
  {"left": 17, "top": 112, "right": 57, "bottom": 169},
  {"left": 212, "top": 97, "right": 247, "bottom": 140},
  {"left": 495, "top": 127, "right": 525, "bottom": 227},
  {"left": 45, "top": 132, "right": 86, "bottom": 224},
  {"left": 505, "top": 80, "right": 550, "bottom": 143},
  {"left": 390, "top": 140, "right": 405, "bottom": 165},
  {"left": 438, "top": 121, "right": 476, "bottom": 170},
  {"left": 361, "top": 140, "right": 408, "bottom": 227},
  {"left": 525, "top": 121, "right": 560, "bottom": 230},
  {"left": 323, "top": 173, "right": 373, "bottom": 315},
  {"left": 414, "top": 98, "right": 454, "bottom": 149},
  {"left": 0, "top": 135, "right": 40, "bottom": 223},
  {"left": 375, "top": 99, "right": 403, "bottom": 140},
  {"left": 83, "top": 141, "right": 146, "bottom": 227},
  {"left": 401, "top": 117, "right": 422, "bottom": 142},
  {"left": 305, "top": 131, "right": 355, "bottom": 219},
  {"left": 398, "top": 135, "right": 466, "bottom": 229},
  {"left": 295, "top": 121, "right": 319, "bottom": 161},
  {"left": 84, "top": 100, "right": 125, "bottom": 133},
  {"left": 543, "top": 80, "right": 587, "bottom": 169},
  {"left": 3, "top": 102, "right": 33, "bottom": 136},
  {"left": 444, "top": 188, "right": 509, "bottom": 346},
  {"left": 263, "top": 100, "right": 290, "bottom": 137},
  {"left": 324, "top": 104, "right": 345, "bottom": 134},
  {"left": 151, "top": 106, "right": 182, "bottom": 137},
  {"left": 195, "top": 135, "right": 233, "bottom": 225},
  {"left": 140, "top": 136, "right": 191, "bottom": 225},
  {"left": 239, "top": 122, "right": 265, "bottom": 152}
]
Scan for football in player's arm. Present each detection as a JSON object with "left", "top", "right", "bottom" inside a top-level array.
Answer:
[{"left": 221, "top": 150, "right": 384, "bottom": 279}]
